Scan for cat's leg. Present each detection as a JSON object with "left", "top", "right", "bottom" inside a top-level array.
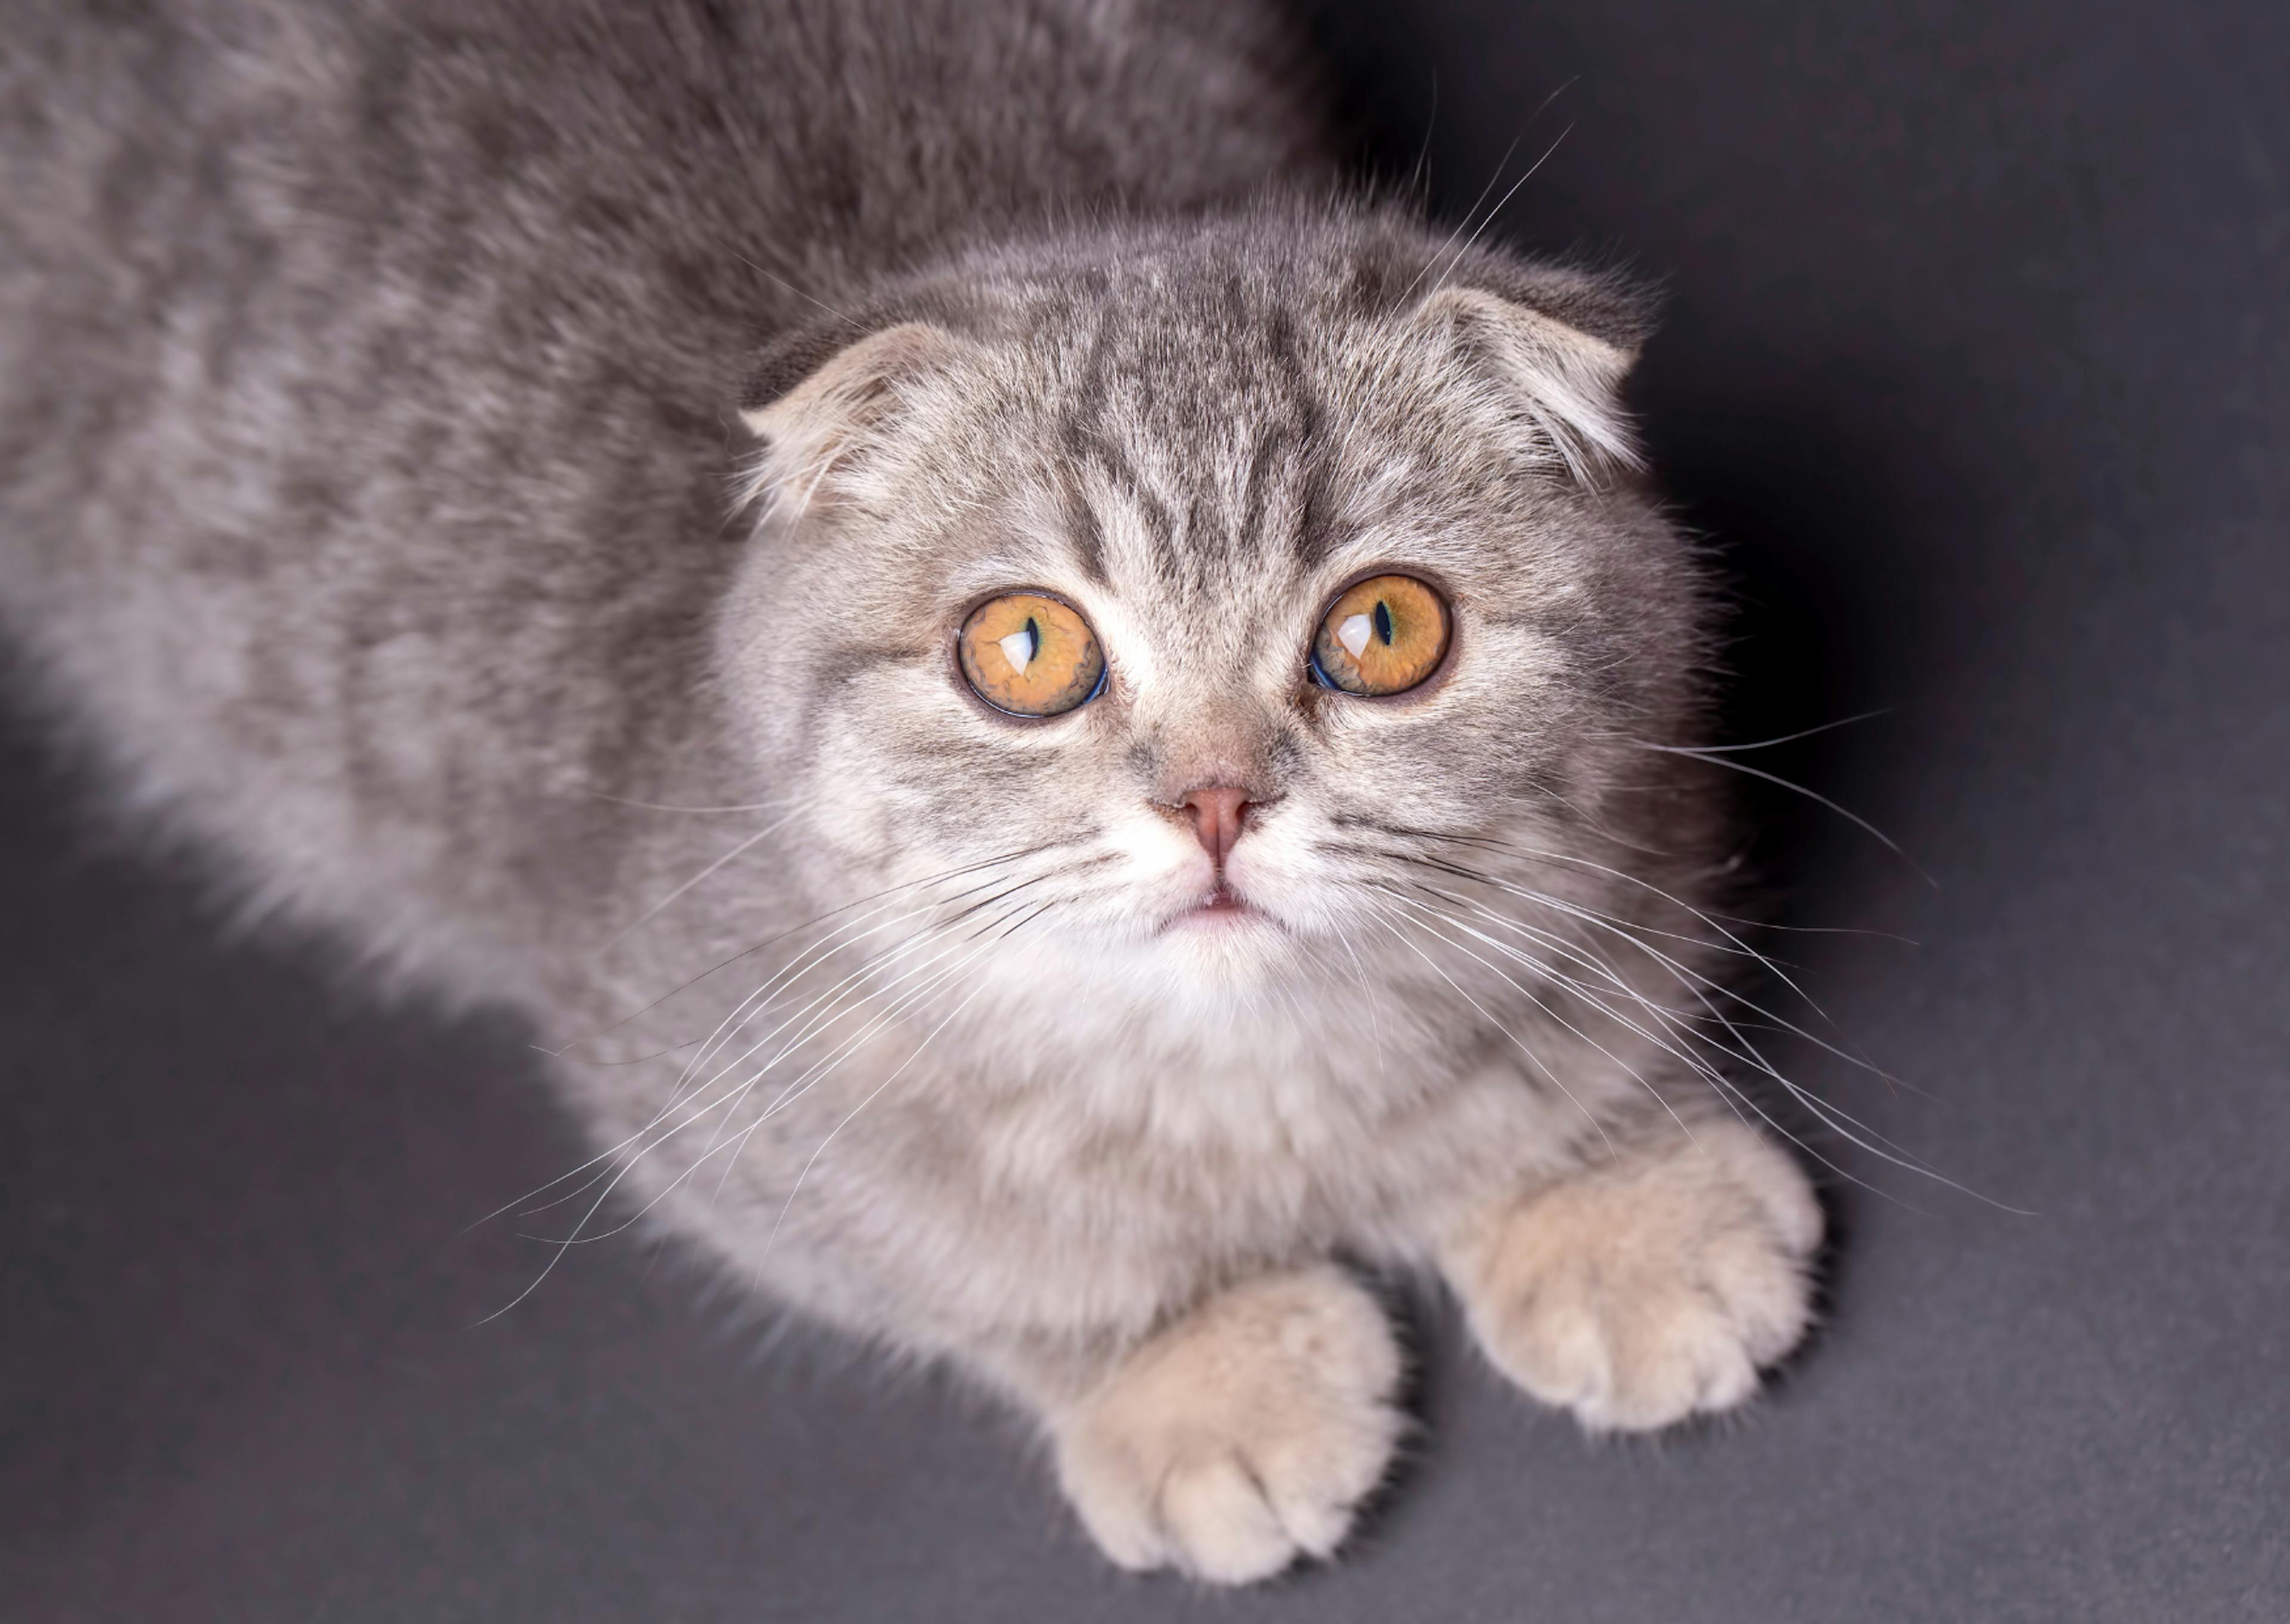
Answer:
[
  {"left": 1000, "top": 1265, "right": 1406, "bottom": 1585},
  {"left": 1439, "top": 1116, "right": 1822, "bottom": 1431}
]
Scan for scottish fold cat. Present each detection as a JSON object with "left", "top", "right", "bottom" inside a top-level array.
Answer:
[{"left": 0, "top": 0, "right": 1820, "bottom": 1582}]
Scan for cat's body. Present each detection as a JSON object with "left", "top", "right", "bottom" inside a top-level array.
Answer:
[{"left": 1, "top": 0, "right": 1822, "bottom": 1583}]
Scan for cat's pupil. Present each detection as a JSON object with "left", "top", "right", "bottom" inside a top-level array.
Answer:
[
  {"left": 995, "top": 617, "right": 1041, "bottom": 675},
  {"left": 1373, "top": 600, "right": 1394, "bottom": 646}
]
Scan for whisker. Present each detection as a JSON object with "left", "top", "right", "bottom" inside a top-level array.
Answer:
[
  {"left": 1401, "top": 829, "right": 1850, "bottom": 1037},
  {"left": 669, "top": 856, "right": 1099, "bottom": 1125},
  {"left": 604, "top": 809, "right": 803, "bottom": 948},
  {"left": 656, "top": 895, "right": 970, "bottom": 1091},
  {"left": 1409, "top": 854, "right": 1898, "bottom": 1086},
  {"left": 490, "top": 894, "right": 1033, "bottom": 1279},
  {"left": 1390, "top": 888, "right": 1942, "bottom": 1202},
  {"left": 547, "top": 842, "right": 1059, "bottom": 1056},
  {"left": 670, "top": 878, "right": 1026, "bottom": 1102},
  {"left": 694, "top": 895, "right": 1047, "bottom": 1153},
  {"left": 485, "top": 847, "right": 1066, "bottom": 1231},
  {"left": 1363, "top": 903, "right": 1619, "bottom": 1159},
  {"left": 1389, "top": 846, "right": 1771, "bottom": 960},
  {"left": 729, "top": 896, "right": 1055, "bottom": 1217},
  {"left": 1358, "top": 832, "right": 2025, "bottom": 1207},
  {"left": 1636, "top": 743, "right": 1935, "bottom": 885},
  {"left": 1333, "top": 931, "right": 1388, "bottom": 1080},
  {"left": 1373, "top": 891, "right": 1701, "bottom": 1149},
  {"left": 1638, "top": 709, "right": 1892, "bottom": 755},
  {"left": 648, "top": 869, "right": 1099, "bottom": 1221},
  {"left": 1373, "top": 844, "right": 1899, "bottom": 1086},
  {"left": 760, "top": 983, "right": 991, "bottom": 1262},
  {"left": 586, "top": 794, "right": 797, "bottom": 814},
  {"left": 1426, "top": 124, "right": 1576, "bottom": 300},
  {"left": 732, "top": 251, "right": 864, "bottom": 329},
  {"left": 1399, "top": 132, "right": 1525, "bottom": 304},
  {"left": 531, "top": 913, "right": 1016, "bottom": 1244}
]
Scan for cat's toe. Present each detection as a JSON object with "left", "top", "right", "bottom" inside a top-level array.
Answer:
[
  {"left": 1051, "top": 1266, "right": 1404, "bottom": 1584},
  {"left": 1449, "top": 1120, "right": 1820, "bottom": 1433}
]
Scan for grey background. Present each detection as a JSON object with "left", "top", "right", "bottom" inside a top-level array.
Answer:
[{"left": 5, "top": 0, "right": 2287, "bottom": 1617}]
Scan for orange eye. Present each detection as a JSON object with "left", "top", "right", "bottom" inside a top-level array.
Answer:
[
  {"left": 1311, "top": 574, "right": 1450, "bottom": 696},
  {"left": 958, "top": 592, "right": 1106, "bottom": 717}
]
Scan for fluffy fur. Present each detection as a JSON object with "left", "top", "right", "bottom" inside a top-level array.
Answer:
[{"left": 0, "top": 0, "right": 1821, "bottom": 1582}]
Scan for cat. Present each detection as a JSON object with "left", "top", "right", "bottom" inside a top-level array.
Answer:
[{"left": 0, "top": 0, "right": 1822, "bottom": 1584}]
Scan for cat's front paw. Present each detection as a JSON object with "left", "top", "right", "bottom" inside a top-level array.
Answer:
[
  {"left": 1446, "top": 1119, "right": 1821, "bottom": 1432},
  {"left": 1051, "top": 1266, "right": 1404, "bottom": 1585}
]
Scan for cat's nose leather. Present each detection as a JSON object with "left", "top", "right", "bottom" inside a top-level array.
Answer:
[{"left": 1179, "top": 785, "right": 1255, "bottom": 867}]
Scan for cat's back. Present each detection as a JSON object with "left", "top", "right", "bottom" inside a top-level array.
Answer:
[
  {"left": 0, "top": 0, "right": 1330, "bottom": 587},
  {"left": 1, "top": 0, "right": 1326, "bottom": 280},
  {"left": 0, "top": 0, "right": 1329, "bottom": 978},
  {"left": 507, "top": 0, "right": 1336, "bottom": 243}
]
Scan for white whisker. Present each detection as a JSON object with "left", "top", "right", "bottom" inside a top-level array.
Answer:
[
  {"left": 1374, "top": 891, "right": 1701, "bottom": 1149},
  {"left": 1637, "top": 744, "right": 1933, "bottom": 884},
  {"left": 604, "top": 810, "right": 803, "bottom": 947},
  {"left": 1364, "top": 903, "right": 1618, "bottom": 1159},
  {"left": 761, "top": 984, "right": 991, "bottom": 1261}
]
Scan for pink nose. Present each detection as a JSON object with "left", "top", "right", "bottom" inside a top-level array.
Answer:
[{"left": 1180, "top": 786, "right": 1255, "bottom": 867}]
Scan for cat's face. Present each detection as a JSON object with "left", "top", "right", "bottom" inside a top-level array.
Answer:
[{"left": 721, "top": 220, "right": 1708, "bottom": 1068}]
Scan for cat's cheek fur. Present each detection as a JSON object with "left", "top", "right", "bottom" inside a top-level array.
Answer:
[{"left": 1441, "top": 1118, "right": 1823, "bottom": 1431}]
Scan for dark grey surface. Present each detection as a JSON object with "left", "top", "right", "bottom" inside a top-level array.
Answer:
[{"left": 5, "top": 0, "right": 2288, "bottom": 1618}]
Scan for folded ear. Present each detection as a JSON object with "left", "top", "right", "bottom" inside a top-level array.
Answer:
[
  {"left": 738, "top": 318, "right": 980, "bottom": 520},
  {"left": 1409, "top": 271, "right": 1652, "bottom": 483}
]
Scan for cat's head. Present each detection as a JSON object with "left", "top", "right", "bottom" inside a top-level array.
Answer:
[{"left": 719, "top": 208, "right": 1714, "bottom": 1074}]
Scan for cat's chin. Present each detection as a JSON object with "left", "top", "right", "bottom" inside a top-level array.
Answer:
[{"left": 1148, "top": 893, "right": 1298, "bottom": 991}]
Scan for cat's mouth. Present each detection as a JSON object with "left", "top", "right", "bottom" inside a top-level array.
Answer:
[{"left": 1163, "top": 882, "right": 1265, "bottom": 932}]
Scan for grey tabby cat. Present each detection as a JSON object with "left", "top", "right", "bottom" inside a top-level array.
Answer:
[{"left": 0, "top": 0, "right": 1822, "bottom": 1584}]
